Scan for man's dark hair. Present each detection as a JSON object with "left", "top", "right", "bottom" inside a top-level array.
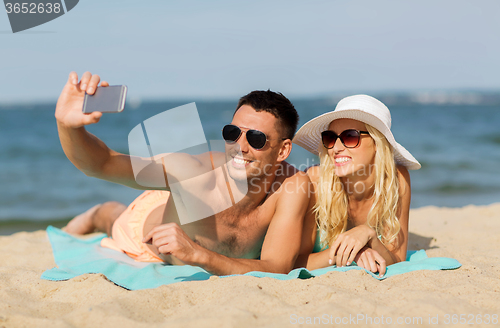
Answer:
[{"left": 234, "top": 90, "right": 299, "bottom": 140}]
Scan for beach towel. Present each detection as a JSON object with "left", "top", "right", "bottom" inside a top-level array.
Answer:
[{"left": 42, "top": 226, "right": 461, "bottom": 290}]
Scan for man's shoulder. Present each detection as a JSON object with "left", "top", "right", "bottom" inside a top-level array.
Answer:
[
  {"left": 267, "top": 163, "right": 311, "bottom": 220},
  {"left": 305, "top": 165, "right": 320, "bottom": 183},
  {"left": 279, "top": 161, "right": 309, "bottom": 181},
  {"left": 273, "top": 162, "right": 311, "bottom": 198},
  {"left": 279, "top": 163, "right": 319, "bottom": 184}
]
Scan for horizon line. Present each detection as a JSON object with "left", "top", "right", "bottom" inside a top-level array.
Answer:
[{"left": 2, "top": 88, "right": 500, "bottom": 107}]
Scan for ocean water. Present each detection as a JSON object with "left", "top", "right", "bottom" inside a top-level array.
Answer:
[{"left": 1, "top": 95, "right": 500, "bottom": 234}]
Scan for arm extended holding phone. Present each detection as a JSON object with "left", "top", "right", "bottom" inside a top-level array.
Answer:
[{"left": 55, "top": 71, "right": 175, "bottom": 190}]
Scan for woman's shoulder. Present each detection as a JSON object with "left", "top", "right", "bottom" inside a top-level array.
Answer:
[
  {"left": 396, "top": 164, "right": 411, "bottom": 195},
  {"left": 396, "top": 165, "right": 410, "bottom": 179}
]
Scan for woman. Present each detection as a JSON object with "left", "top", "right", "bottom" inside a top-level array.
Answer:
[{"left": 293, "top": 95, "right": 420, "bottom": 276}]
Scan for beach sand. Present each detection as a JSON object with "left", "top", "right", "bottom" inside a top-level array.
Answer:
[{"left": 0, "top": 204, "right": 499, "bottom": 327}]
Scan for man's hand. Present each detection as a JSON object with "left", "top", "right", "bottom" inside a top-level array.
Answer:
[
  {"left": 142, "top": 223, "right": 204, "bottom": 265},
  {"left": 55, "top": 71, "right": 109, "bottom": 128},
  {"left": 353, "top": 247, "right": 387, "bottom": 277},
  {"left": 329, "top": 225, "right": 376, "bottom": 268}
]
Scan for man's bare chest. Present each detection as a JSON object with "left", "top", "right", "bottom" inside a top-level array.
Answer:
[{"left": 190, "top": 207, "right": 270, "bottom": 258}]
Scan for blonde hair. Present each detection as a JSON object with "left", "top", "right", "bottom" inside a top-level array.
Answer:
[{"left": 314, "top": 123, "right": 401, "bottom": 248}]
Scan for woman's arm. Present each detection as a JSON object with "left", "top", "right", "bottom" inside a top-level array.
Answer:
[
  {"left": 295, "top": 165, "right": 412, "bottom": 271},
  {"left": 329, "top": 166, "right": 412, "bottom": 270},
  {"left": 301, "top": 249, "right": 333, "bottom": 271}
]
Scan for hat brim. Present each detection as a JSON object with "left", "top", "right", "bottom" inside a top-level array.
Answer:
[{"left": 292, "top": 109, "right": 421, "bottom": 170}]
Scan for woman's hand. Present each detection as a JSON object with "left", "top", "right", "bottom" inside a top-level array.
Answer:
[
  {"left": 329, "top": 225, "right": 376, "bottom": 268},
  {"left": 354, "top": 247, "right": 387, "bottom": 277}
]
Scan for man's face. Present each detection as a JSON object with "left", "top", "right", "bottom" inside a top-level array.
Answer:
[{"left": 225, "top": 105, "right": 282, "bottom": 182}]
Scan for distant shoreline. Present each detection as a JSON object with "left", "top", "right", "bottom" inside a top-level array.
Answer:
[{"left": 2, "top": 89, "right": 500, "bottom": 108}]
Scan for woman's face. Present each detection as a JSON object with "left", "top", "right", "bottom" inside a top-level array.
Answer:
[{"left": 326, "top": 118, "right": 376, "bottom": 179}]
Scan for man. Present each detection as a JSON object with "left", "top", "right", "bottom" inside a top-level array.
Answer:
[{"left": 56, "top": 71, "right": 311, "bottom": 275}]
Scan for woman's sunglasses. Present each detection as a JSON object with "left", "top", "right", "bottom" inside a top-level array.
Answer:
[
  {"left": 321, "top": 129, "right": 370, "bottom": 149},
  {"left": 222, "top": 124, "right": 286, "bottom": 150}
]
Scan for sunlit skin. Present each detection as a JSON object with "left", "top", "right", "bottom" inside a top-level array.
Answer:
[
  {"left": 326, "top": 119, "right": 383, "bottom": 270},
  {"left": 327, "top": 118, "right": 376, "bottom": 189},
  {"left": 295, "top": 118, "right": 412, "bottom": 276},
  {"left": 225, "top": 105, "right": 283, "bottom": 186},
  {"left": 57, "top": 71, "right": 312, "bottom": 276}
]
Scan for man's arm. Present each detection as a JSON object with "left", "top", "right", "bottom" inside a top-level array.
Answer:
[
  {"left": 143, "top": 172, "right": 311, "bottom": 275},
  {"left": 294, "top": 190, "right": 320, "bottom": 269},
  {"left": 56, "top": 71, "right": 156, "bottom": 189},
  {"left": 56, "top": 71, "right": 207, "bottom": 190},
  {"left": 294, "top": 164, "right": 333, "bottom": 270}
]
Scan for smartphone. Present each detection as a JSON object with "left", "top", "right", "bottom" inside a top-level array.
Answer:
[{"left": 82, "top": 85, "right": 128, "bottom": 113}]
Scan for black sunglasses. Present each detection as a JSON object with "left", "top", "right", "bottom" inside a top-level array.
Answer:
[
  {"left": 222, "top": 124, "right": 286, "bottom": 150},
  {"left": 321, "top": 129, "right": 370, "bottom": 149}
]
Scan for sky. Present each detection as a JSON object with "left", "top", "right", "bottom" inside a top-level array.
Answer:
[{"left": 1, "top": 0, "right": 500, "bottom": 103}]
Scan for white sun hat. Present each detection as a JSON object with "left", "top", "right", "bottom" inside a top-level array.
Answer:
[{"left": 293, "top": 94, "right": 421, "bottom": 170}]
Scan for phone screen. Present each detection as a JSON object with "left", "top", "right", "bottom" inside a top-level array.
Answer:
[{"left": 82, "top": 85, "right": 127, "bottom": 113}]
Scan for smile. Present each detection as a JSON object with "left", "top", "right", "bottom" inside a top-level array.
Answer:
[
  {"left": 232, "top": 156, "right": 253, "bottom": 168},
  {"left": 334, "top": 157, "right": 351, "bottom": 165}
]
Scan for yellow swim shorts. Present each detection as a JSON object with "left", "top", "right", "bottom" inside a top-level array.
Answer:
[{"left": 100, "top": 190, "right": 170, "bottom": 262}]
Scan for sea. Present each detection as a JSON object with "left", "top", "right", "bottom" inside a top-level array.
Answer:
[{"left": 1, "top": 92, "right": 500, "bottom": 235}]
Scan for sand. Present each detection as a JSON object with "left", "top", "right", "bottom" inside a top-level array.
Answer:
[{"left": 1, "top": 204, "right": 499, "bottom": 328}]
